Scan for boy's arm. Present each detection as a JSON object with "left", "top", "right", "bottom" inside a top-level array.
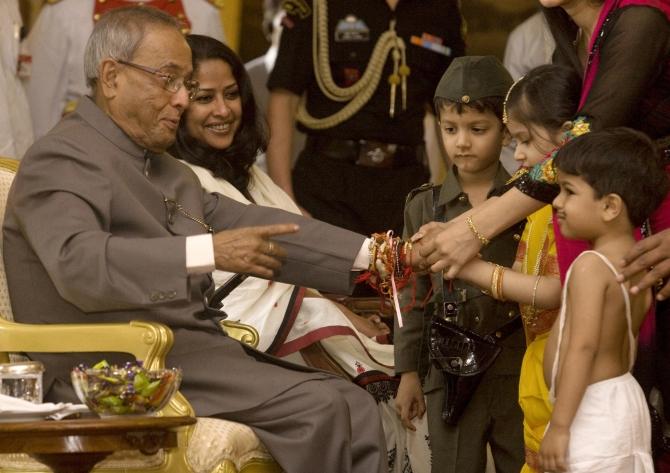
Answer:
[
  {"left": 395, "top": 190, "right": 433, "bottom": 429},
  {"left": 539, "top": 254, "right": 608, "bottom": 472},
  {"left": 396, "top": 190, "right": 434, "bottom": 373},
  {"left": 457, "top": 258, "right": 561, "bottom": 309},
  {"left": 395, "top": 371, "right": 426, "bottom": 431}
]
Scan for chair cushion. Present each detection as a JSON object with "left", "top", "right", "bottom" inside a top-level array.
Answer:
[
  {"left": 0, "top": 450, "right": 166, "bottom": 470},
  {"left": 0, "top": 417, "right": 273, "bottom": 473},
  {"left": 0, "top": 166, "right": 16, "bottom": 322},
  {"left": 186, "top": 417, "right": 274, "bottom": 473}
]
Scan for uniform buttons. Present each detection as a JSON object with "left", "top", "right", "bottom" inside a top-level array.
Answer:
[
  {"left": 508, "top": 310, "right": 516, "bottom": 318},
  {"left": 150, "top": 293, "right": 159, "bottom": 302},
  {"left": 167, "top": 291, "right": 177, "bottom": 299},
  {"left": 458, "top": 194, "right": 467, "bottom": 202},
  {"left": 93, "top": 13, "right": 101, "bottom": 21},
  {"left": 473, "top": 315, "right": 480, "bottom": 323},
  {"left": 495, "top": 331, "right": 502, "bottom": 338},
  {"left": 98, "top": 0, "right": 106, "bottom": 3},
  {"left": 513, "top": 233, "right": 521, "bottom": 241},
  {"left": 177, "top": 13, "right": 185, "bottom": 19}
]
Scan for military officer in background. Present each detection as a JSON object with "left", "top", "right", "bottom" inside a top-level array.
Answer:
[
  {"left": 266, "top": 0, "right": 465, "bottom": 236},
  {"left": 23, "top": 0, "right": 226, "bottom": 140},
  {"left": 0, "top": 0, "right": 32, "bottom": 159}
]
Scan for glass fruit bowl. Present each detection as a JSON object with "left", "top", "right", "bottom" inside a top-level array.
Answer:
[{"left": 71, "top": 360, "right": 181, "bottom": 416}]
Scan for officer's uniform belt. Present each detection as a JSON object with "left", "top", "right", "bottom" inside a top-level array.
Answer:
[{"left": 306, "top": 135, "right": 423, "bottom": 168}]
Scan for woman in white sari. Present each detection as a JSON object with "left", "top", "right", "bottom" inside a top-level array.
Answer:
[{"left": 169, "top": 35, "right": 430, "bottom": 473}]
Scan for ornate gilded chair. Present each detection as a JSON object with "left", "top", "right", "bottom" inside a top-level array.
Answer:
[{"left": 0, "top": 158, "right": 282, "bottom": 473}]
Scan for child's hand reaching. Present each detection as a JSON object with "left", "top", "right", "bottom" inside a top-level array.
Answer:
[
  {"left": 394, "top": 371, "right": 425, "bottom": 431},
  {"left": 539, "top": 424, "right": 570, "bottom": 472},
  {"left": 446, "top": 256, "right": 484, "bottom": 281}
]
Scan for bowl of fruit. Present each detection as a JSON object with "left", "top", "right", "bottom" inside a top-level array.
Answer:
[{"left": 71, "top": 360, "right": 182, "bottom": 416}]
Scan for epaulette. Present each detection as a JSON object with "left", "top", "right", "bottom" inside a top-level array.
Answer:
[
  {"left": 405, "top": 182, "right": 434, "bottom": 206},
  {"left": 206, "top": 0, "right": 225, "bottom": 9},
  {"left": 281, "top": 0, "right": 312, "bottom": 19}
]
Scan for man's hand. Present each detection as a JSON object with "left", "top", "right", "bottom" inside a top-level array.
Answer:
[
  {"left": 412, "top": 219, "right": 481, "bottom": 278},
  {"left": 394, "top": 372, "right": 426, "bottom": 431},
  {"left": 213, "top": 224, "right": 299, "bottom": 278},
  {"left": 619, "top": 229, "right": 670, "bottom": 299},
  {"left": 539, "top": 424, "right": 570, "bottom": 472}
]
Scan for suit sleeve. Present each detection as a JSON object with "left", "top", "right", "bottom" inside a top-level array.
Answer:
[{"left": 202, "top": 189, "right": 367, "bottom": 294}]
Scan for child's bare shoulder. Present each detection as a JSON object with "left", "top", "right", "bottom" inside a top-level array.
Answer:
[{"left": 568, "top": 253, "right": 613, "bottom": 289}]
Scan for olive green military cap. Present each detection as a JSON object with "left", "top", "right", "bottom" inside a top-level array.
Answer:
[{"left": 434, "top": 56, "right": 513, "bottom": 104}]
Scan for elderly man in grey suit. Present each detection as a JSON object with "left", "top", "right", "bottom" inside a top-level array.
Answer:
[{"left": 2, "top": 6, "right": 386, "bottom": 473}]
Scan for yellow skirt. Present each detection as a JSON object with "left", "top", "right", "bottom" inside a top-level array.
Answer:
[{"left": 518, "top": 332, "right": 553, "bottom": 473}]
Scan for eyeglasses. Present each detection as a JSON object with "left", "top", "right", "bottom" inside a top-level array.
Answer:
[{"left": 113, "top": 58, "right": 199, "bottom": 99}]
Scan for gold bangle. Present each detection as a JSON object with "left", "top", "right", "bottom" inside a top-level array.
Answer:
[
  {"left": 404, "top": 241, "right": 413, "bottom": 269},
  {"left": 466, "top": 215, "right": 490, "bottom": 247},
  {"left": 531, "top": 275, "right": 541, "bottom": 310},
  {"left": 496, "top": 265, "right": 506, "bottom": 302},
  {"left": 490, "top": 264, "right": 502, "bottom": 300}
]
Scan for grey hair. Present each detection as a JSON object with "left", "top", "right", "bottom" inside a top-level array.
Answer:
[{"left": 84, "top": 6, "right": 181, "bottom": 90}]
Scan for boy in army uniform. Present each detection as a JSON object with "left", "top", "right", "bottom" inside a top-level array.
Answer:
[{"left": 394, "top": 56, "right": 525, "bottom": 473}]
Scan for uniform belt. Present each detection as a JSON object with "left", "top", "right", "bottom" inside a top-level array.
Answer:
[
  {"left": 306, "top": 136, "right": 423, "bottom": 168},
  {"left": 427, "top": 300, "right": 522, "bottom": 342}
]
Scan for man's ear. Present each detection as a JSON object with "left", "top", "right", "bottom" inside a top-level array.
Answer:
[
  {"left": 98, "top": 58, "right": 120, "bottom": 99},
  {"left": 602, "top": 193, "right": 624, "bottom": 222}
]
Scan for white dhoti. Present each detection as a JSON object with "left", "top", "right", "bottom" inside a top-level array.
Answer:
[
  {"left": 563, "top": 373, "right": 653, "bottom": 472},
  {"left": 549, "top": 252, "right": 654, "bottom": 473}
]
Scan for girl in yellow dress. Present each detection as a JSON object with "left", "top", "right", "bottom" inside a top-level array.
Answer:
[{"left": 454, "top": 63, "right": 580, "bottom": 472}]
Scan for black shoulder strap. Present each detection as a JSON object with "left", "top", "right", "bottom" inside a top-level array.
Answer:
[
  {"left": 432, "top": 185, "right": 447, "bottom": 223},
  {"left": 431, "top": 186, "right": 450, "bottom": 303}
]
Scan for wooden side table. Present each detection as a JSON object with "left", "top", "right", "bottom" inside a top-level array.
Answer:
[{"left": 0, "top": 416, "right": 196, "bottom": 473}]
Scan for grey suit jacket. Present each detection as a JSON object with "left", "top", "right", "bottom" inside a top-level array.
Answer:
[{"left": 3, "top": 97, "right": 365, "bottom": 414}]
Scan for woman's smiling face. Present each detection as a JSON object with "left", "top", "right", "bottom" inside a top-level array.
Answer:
[{"left": 185, "top": 59, "right": 242, "bottom": 150}]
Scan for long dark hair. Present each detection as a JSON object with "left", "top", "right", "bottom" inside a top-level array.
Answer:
[
  {"left": 171, "top": 34, "right": 267, "bottom": 194},
  {"left": 506, "top": 64, "right": 582, "bottom": 133}
]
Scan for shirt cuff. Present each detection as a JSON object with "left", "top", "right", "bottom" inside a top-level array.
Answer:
[
  {"left": 186, "top": 234, "right": 216, "bottom": 274},
  {"left": 353, "top": 238, "right": 371, "bottom": 270}
]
